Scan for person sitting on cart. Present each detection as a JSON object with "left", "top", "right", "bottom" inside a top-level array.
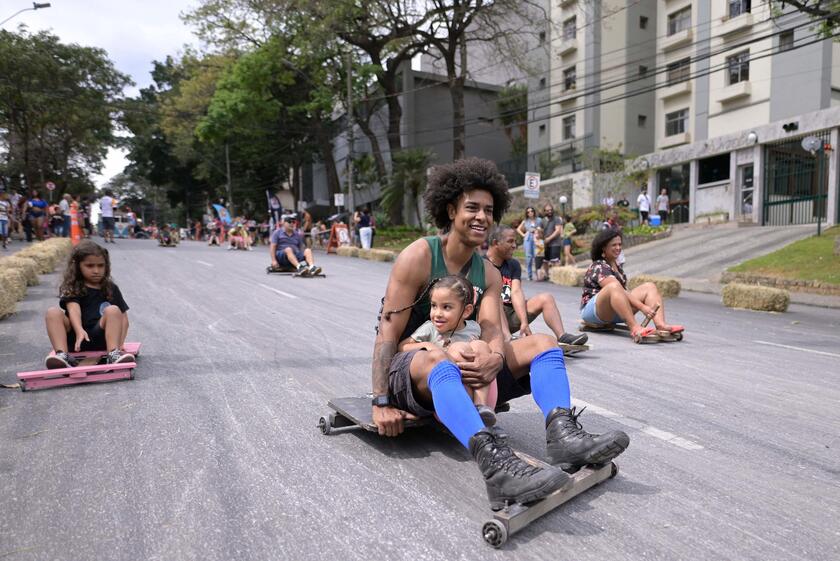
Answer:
[
  {"left": 580, "top": 228, "right": 683, "bottom": 343},
  {"left": 371, "top": 157, "right": 629, "bottom": 510},
  {"left": 485, "top": 225, "right": 588, "bottom": 347},
  {"left": 269, "top": 213, "right": 321, "bottom": 275}
]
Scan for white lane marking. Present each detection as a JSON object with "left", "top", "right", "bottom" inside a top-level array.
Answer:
[
  {"left": 753, "top": 340, "right": 840, "bottom": 359},
  {"left": 258, "top": 283, "right": 297, "bottom": 299},
  {"left": 196, "top": 260, "right": 214, "bottom": 267},
  {"left": 573, "top": 399, "right": 704, "bottom": 451}
]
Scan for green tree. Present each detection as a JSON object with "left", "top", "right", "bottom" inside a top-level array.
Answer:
[
  {"left": 0, "top": 28, "right": 131, "bottom": 195},
  {"left": 382, "top": 148, "right": 433, "bottom": 225}
]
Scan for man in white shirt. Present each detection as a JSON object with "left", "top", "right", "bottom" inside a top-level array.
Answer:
[
  {"left": 59, "top": 194, "right": 72, "bottom": 237},
  {"left": 100, "top": 189, "right": 116, "bottom": 243},
  {"left": 656, "top": 188, "right": 670, "bottom": 224},
  {"left": 637, "top": 188, "right": 651, "bottom": 225}
]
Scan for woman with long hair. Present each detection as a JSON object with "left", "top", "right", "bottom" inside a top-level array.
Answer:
[{"left": 515, "top": 206, "right": 541, "bottom": 281}]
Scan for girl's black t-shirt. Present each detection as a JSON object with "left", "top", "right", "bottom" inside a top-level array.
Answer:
[{"left": 60, "top": 284, "right": 129, "bottom": 330}]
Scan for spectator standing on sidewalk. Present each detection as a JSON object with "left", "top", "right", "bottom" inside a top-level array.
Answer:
[
  {"left": 656, "top": 188, "right": 669, "bottom": 225},
  {"left": 637, "top": 187, "right": 651, "bottom": 225},
  {"left": 542, "top": 203, "right": 564, "bottom": 267}
]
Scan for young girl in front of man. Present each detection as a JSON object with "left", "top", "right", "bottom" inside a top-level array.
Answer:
[
  {"left": 43, "top": 240, "right": 134, "bottom": 369},
  {"left": 397, "top": 275, "right": 499, "bottom": 426}
]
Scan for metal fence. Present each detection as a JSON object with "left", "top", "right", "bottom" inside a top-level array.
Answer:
[{"left": 763, "top": 131, "right": 830, "bottom": 226}]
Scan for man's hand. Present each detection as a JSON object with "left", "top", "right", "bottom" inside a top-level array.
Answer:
[
  {"left": 73, "top": 329, "right": 89, "bottom": 352},
  {"left": 457, "top": 347, "right": 503, "bottom": 389},
  {"left": 271, "top": 260, "right": 279, "bottom": 269},
  {"left": 518, "top": 324, "right": 533, "bottom": 337},
  {"left": 372, "top": 405, "right": 417, "bottom": 437}
]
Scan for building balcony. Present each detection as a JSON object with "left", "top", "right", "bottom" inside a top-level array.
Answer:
[
  {"left": 556, "top": 38, "right": 578, "bottom": 56},
  {"left": 716, "top": 12, "right": 753, "bottom": 39},
  {"left": 660, "top": 131, "right": 691, "bottom": 148},
  {"left": 660, "top": 80, "right": 692, "bottom": 101},
  {"left": 714, "top": 81, "right": 751, "bottom": 103},
  {"left": 661, "top": 28, "right": 693, "bottom": 52},
  {"left": 559, "top": 0, "right": 576, "bottom": 7}
]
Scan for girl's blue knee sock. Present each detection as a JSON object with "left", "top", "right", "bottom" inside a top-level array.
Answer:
[
  {"left": 530, "top": 348, "right": 572, "bottom": 418},
  {"left": 427, "top": 361, "right": 485, "bottom": 448}
]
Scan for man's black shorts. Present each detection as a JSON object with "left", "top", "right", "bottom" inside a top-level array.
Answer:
[
  {"left": 545, "top": 245, "right": 562, "bottom": 262},
  {"left": 102, "top": 217, "right": 115, "bottom": 231}
]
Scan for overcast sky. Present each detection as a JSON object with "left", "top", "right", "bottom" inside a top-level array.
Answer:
[{"left": 2, "top": 0, "right": 200, "bottom": 186}]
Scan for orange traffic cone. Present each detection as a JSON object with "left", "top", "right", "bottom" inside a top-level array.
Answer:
[{"left": 70, "top": 202, "right": 82, "bottom": 246}]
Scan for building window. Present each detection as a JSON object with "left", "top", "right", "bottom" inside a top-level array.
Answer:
[
  {"left": 563, "top": 17, "right": 576, "bottom": 41},
  {"left": 640, "top": 15, "right": 648, "bottom": 29},
  {"left": 638, "top": 114, "right": 647, "bottom": 128},
  {"left": 668, "top": 7, "right": 691, "bottom": 36},
  {"left": 639, "top": 65, "right": 648, "bottom": 77},
  {"left": 727, "top": 51, "right": 750, "bottom": 84},
  {"left": 666, "top": 58, "right": 691, "bottom": 85},
  {"left": 665, "top": 109, "right": 688, "bottom": 136},
  {"left": 728, "top": 0, "right": 751, "bottom": 18},
  {"left": 563, "top": 115, "right": 576, "bottom": 140},
  {"left": 538, "top": 31, "right": 546, "bottom": 46},
  {"left": 564, "top": 66, "right": 576, "bottom": 90},
  {"left": 539, "top": 77, "right": 547, "bottom": 89},
  {"left": 539, "top": 124, "right": 547, "bottom": 135},
  {"left": 698, "top": 153, "right": 731, "bottom": 184},
  {"left": 779, "top": 30, "right": 794, "bottom": 51}
]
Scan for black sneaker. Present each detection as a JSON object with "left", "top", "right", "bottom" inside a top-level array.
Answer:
[
  {"left": 295, "top": 263, "right": 309, "bottom": 276},
  {"left": 470, "top": 427, "right": 569, "bottom": 510},
  {"left": 546, "top": 406, "right": 629, "bottom": 473},
  {"left": 558, "top": 332, "right": 589, "bottom": 346},
  {"left": 308, "top": 264, "right": 322, "bottom": 276},
  {"left": 106, "top": 349, "right": 135, "bottom": 365},
  {"left": 45, "top": 351, "right": 78, "bottom": 369}
]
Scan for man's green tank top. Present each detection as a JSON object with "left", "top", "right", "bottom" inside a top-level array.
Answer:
[{"left": 399, "top": 236, "right": 486, "bottom": 341}]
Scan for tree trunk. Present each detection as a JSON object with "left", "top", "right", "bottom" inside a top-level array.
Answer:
[
  {"left": 450, "top": 73, "right": 466, "bottom": 161},
  {"left": 314, "top": 122, "right": 340, "bottom": 210},
  {"left": 356, "top": 111, "right": 388, "bottom": 183}
]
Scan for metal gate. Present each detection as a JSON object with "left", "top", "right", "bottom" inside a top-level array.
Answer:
[{"left": 763, "top": 131, "right": 830, "bottom": 226}]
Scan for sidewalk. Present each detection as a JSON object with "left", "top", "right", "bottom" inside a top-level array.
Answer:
[{"left": 678, "top": 277, "right": 840, "bottom": 309}]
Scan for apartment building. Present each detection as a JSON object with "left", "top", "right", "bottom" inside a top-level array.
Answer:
[
  {"left": 646, "top": 0, "right": 840, "bottom": 226},
  {"left": 529, "top": 0, "right": 658, "bottom": 175}
]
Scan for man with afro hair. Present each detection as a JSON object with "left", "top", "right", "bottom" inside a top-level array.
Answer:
[{"left": 371, "top": 157, "right": 629, "bottom": 510}]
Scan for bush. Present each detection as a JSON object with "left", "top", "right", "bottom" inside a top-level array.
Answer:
[
  {"left": 722, "top": 283, "right": 789, "bottom": 312},
  {"left": 624, "top": 224, "right": 668, "bottom": 236},
  {"left": 571, "top": 205, "right": 635, "bottom": 235}
]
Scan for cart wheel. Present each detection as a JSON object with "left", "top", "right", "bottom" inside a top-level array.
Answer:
[
  {"left": 482, "top": 520, "right": 507, "bottom": 548},
  {"left": 318, "top": 416, "right": 332, "bottom": 435},
  {"left": 675, "top": 332, "right": 683, "bottom": 341},
  {"left": 19, "top": 380, "right": 26, "bottom": 393},
  {"left": 610, "top": 462, "right": 619, "bottom": 479},
  {"left": 129, "top": 368, "right": 135, "bottom": 380}
]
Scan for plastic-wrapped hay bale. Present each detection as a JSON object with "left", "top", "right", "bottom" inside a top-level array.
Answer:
[
  {"left": 0, "top": 268, "right": 27, "bottom": 301},
  {"left": 549, "top": 266, "right": 584, "bottom": 287},
  {"left": 627, "top": 275, "right": 681, "bottom": 298},
  {"left": 0, "top": 256, "right": 40, "bottom": 286},
  {"left": 337, "top": 246, "right": 359, "bottom": 257},
  {"left": 722, "top": 283, "right": 789, "bottom": 312}
]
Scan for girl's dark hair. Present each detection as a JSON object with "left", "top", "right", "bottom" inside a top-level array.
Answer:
[
  {"left": 590, "top": 228, "right": 623, "bottom": 261},
  {"left": 59, "top": 240, "right": 113, "bottom": 299},
  {"left": 525, "top": 206, "right": 536, "bottom": 216},
  {"left": 384, "top": 274, "right": 474, "bottom": 322},
  {"left": 424, "top": 158, "right": 511, "bottom": 230}
]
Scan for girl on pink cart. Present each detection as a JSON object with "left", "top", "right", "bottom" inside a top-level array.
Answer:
[{"left": 44, "top": 240, "right": 135, "bottom": 369}]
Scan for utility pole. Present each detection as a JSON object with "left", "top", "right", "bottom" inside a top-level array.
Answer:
[
  {"left": 225, "top": 143, "right": 234, "bottom": 216},
  {"left": 346, "top": 52, "right": 355, "bottom": 217}
]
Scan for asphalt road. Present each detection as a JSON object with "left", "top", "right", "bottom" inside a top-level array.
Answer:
[{"left": 1, "top": 239, "right": 839, "bottom": 561}]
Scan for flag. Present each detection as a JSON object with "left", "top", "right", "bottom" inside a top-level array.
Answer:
[{"left": 212, "top": 204, "right": 231, "bottom": 225}]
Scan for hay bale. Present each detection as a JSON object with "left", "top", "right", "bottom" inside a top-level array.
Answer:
[
  {"left": 336, "top": 246, "right": 359, "bottom": 257},
  {"left": 549, "top": 266, "right": 585, "bottom": 287},
  {"left": 0, "top": 256, "right": 40, "bottom": 286},
  {"left": 370, "top": 249, "right": 395, "bottom": 262},
  {"left": 0, "top": 268, "right": 27, "bottom": 301},
  {"left": 722, "top": 283, "right": 789, "bottom": 312},
  {"left": 17, "top": 246, "right": 60, "bottom": 273},
  {"left": 628, "top": 275, "right": 681, "bottom": 298}
]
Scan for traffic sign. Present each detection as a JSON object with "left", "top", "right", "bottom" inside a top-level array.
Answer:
[
  {"left": 45, "top": 181, "right": 56, "bottom": 191},
  {"left": 334, "top": 193, "right": 345, "bottom": 207},
  {"left": 524, "top": 172, "right": 540, "bottom": 199}
]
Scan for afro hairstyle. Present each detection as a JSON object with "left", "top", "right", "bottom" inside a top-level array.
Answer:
[{"left": 423, "top": 157, "right": 512, "bottom": 230}]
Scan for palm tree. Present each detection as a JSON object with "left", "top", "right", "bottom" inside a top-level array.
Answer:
[{"left": 382, "top": 148, "right": 433, "bottom": 226}]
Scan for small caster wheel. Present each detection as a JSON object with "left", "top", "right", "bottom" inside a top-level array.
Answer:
[
  {"left": 674, "top": 332, "right": 683, "bottom": 341},
  {"left": 482, "top": 519, "right": 507, "bottom": 548},
  {"left": 318, "top": 416, "right": 332, "bottom": 435},
  {"left": 19, "top": 380, "right": 26, "bottom": 392},
  {"left": 610, "top": 462, "right": 619, "bottom": 479},
  {"left": 129, "top": 368, "right": 135, "bottom": 380}
]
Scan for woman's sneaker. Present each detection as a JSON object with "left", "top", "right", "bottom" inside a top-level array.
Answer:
[
  {"left": 45, "top": 351, "right": 78, "bottom": 369},
  {"left": 106, "top": 349, "right": 135, "bottom": 365}
]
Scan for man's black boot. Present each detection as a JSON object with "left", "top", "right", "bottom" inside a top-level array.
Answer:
[
  {"left": 545, "top": 406, "right": 629, "bottom": 472},
  {"left": 469, "top": 427, "right": 570, "bottom": 511}
]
